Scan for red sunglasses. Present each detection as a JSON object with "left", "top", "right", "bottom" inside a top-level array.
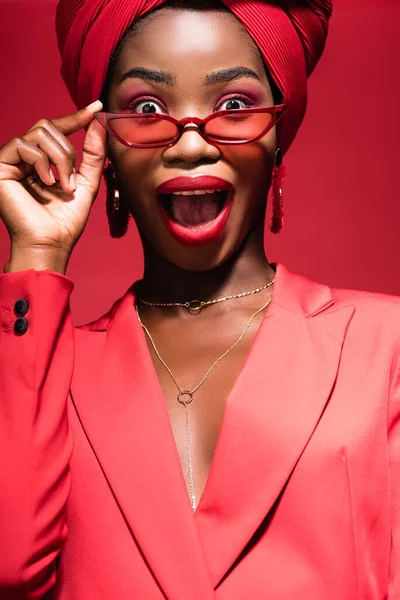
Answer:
[{"left": 94, "top": 104, "right": 286, "bottom": 149}]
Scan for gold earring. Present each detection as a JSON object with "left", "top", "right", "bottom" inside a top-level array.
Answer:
[
  {"left": 113, "top": 188, "right": 120, "bottom": 214},
  {"left": 270, "top": 148, "right": 286, "bottom": 234}
]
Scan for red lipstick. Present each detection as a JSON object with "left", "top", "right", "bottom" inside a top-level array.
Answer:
[{"left": 156, "top": 176, "right": 234, "bottom": 247}]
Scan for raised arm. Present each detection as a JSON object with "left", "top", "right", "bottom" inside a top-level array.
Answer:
[{"left": 0, "top": 100, "right": 106, "bottom": 598}]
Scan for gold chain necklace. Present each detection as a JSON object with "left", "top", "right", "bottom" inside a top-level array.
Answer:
[
  {"left": 138, "top": 278, "right": 275, "bottom": 315},
  {"left": 135, "top": 291, "right": 273, "bottom": 513}
]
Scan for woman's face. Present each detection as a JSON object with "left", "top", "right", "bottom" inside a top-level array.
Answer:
[{"left": 106, "top": 7, "right": 277, "bottom": 271}]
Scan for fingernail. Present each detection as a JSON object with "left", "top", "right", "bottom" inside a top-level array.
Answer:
[
  {"left": 86, "top": 100, "right": 103, "bottom": 111},
  {"left": 70, "top": 173, "right": 77, "bottom": 191},
  {"left": 49, "top": 169, "right": 56, "bottom": 184}
]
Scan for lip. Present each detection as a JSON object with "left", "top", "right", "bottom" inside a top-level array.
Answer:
[
  {"left": 156, "top": 176, "right": 235, "bottom": 247},
  {"left": 156, "top": 175, "right": 234, "bottom": 195}
]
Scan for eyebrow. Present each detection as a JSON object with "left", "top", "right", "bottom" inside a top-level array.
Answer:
[
  {"left": 120, "top": 67, "right": 176, "bottom": 86},
  {"left": 120, "top": 65, "right": 261, "bottom": 88},
  {"left": 205, "top": 67, "right": 261, "bottom": 85}
]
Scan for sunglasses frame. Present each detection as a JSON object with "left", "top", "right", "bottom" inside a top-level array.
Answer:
[{"left": 94, "top": 104, "right": 286, "bottom": 149}]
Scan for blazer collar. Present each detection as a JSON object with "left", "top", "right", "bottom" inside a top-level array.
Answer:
[{"left": 71, "top": 263, "right": 355, "bottom": 595}]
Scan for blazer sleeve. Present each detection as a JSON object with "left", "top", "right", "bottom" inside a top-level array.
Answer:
[
  {"left": 0, "top": 269, "right": 75, "bottom": 599},
  {"left": 389, "top": 351, "right": 400, "bottom": 598}
]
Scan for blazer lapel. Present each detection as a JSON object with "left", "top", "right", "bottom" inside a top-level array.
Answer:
[
  {"left": 194, "top": 264, "right": 356, "bottom": 588},
  {"left": 71, "top": 291, "right": 215, "bottom": 600}
]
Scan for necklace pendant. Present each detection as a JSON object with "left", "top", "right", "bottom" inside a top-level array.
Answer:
[
  {"left": 177, "top": 390, "right": 194, "bottom": 405},
  {"left": 186, "top": 300, "right": 202, "bottom": 315}
]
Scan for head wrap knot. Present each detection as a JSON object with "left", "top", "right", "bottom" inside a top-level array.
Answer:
[{"left": 56, "top": 0, "right": 332, "bottom": 154}]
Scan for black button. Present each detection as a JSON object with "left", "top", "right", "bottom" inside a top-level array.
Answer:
[
  {"left": 14, "top": 299, "right": 29, "bottom": 317},
  {"left": 14, "top": 318, "right": 29, "bottom": 335}
]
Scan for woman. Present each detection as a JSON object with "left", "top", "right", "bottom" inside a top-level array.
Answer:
[{"left": 0, "top": 0, "right": 399, "bottom": 598}]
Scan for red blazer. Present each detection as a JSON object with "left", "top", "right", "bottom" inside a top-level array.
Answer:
[{"left": 0, "top": 263, "right": 399, "bottom": 599}]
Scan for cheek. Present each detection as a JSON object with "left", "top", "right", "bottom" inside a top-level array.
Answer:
[
  {"left": 109, "top": 143, "right": 163, "bottom": 224},
  {"left": 222, "top": 137, "right": 275, "bottom": 236},
  {"left": 111, "top": 144, "right": 159, "bottom": 196},
  {"left": 224, "top": 138, "right": 274, "bottom": 194}
]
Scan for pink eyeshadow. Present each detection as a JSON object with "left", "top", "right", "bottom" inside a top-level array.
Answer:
[
  {"left": 220, "top": 83, "right": 267, "bottom": 105},
  {"left": 117, "top": 84, "right": 160, "bottom": 110},
  {"left": 115, "top": 81, "right": 268, "bottom": 111}
]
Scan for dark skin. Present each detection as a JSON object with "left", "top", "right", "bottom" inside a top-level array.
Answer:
[
  {"left": 0, "top": 7, "right": 277, "bottom": 506},
  {"left": 106, "top": 8, "right": 277, "bottom": 504}
]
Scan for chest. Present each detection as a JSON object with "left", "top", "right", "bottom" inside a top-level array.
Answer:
[{"left": 142, "top": 313, "right": 264, "bottom": 507}]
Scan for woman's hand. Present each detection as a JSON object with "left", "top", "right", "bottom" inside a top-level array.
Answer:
[{"left": 0, "top": 100, "right": 107, "bottom": 274}]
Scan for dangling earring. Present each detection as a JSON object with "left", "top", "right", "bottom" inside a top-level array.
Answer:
[
  {"left": 270, "top": 148, "right": 286, "bottom": 234},
  {"left": 103, "top": 160, "right": 130, "bottom": 238},
  {"left": 113, "top": 188, "right": 120, "bottom": 214}
]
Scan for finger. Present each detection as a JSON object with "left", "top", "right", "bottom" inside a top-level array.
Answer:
[
  {"left": 23, "top": 127, "right": 75, "bottom": 193},
  {"left": 27, "top": 119, "right": 77, "bottom": 170},
  {"left": 51, "top": 100, "right": 103, "bottom": 138},
  {"left": 76, "top": 118, "right": 107, "bottom": 198},
  {"left": 12, "top": 138, "right": 53, "bottom": 187}
]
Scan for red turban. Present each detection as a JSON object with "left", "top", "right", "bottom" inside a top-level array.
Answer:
[{"left": 56, "top": 0, "right": 332, "bottom": 155}]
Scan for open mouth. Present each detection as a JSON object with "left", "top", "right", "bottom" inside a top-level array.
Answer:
[
  {"left": 159, "top": 189, "right": 230, "bottom": 229},
  {"left": 155, "top": 176, "right": 235, "bottom": 246}
]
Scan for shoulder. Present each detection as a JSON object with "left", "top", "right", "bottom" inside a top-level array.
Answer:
[
  {"left": 319, "top": 282, "right": 400, "bottom": 365},
  {"left": 74, "top": 283, "right": 137, "bottom": 334},
  {"left": 275, "top": 263, "right": 400, "bottom": 351},
  {"left": 331, "top": 287, "right": 400, "bottom": 358},
  {"left": 275, "top": 262, "right": 400, "bottom": 320},
  {"left": 332, "top": 285, "right": 400, "bottom": 315},
  {"left": 331, "top": 286, "right": 400, "bottom": 343}
]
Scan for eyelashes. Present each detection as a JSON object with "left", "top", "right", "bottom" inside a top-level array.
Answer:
[
  {"left": 127, "top": 93, "right": 257, "bottom": 114},
  {"left": 215, "top": 94, "right": 254, "bottom": 111},
  {"left": 128, "top": 96, "right": 168, "bottom": 114}
]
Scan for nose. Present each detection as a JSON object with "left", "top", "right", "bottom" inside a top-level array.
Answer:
[{"left": 162, "top": 124, "right": 221, "bottom": 165}]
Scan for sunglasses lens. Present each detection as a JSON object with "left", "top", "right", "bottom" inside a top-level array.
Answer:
[
  {"left": 205, "top": 111, "right": 275, "bottom": 142},
  {"left": 109, "top": 115, "right": 177, "bottom": 145}
]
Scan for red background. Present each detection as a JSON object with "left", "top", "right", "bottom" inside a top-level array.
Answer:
[{"left": 0, "top": 0, "right": 399, "bottom": 325}]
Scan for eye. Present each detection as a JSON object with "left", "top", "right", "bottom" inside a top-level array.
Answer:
[
  {"left": 129, "top": 98, "right": 166, "bottom": 114},
  {"left": 217, "top": 97, "right": 252, "bottom": 111}
]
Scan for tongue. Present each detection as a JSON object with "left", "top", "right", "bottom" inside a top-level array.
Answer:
[{"left": 170, "top": 192, "right": 222, "bottom": 227}]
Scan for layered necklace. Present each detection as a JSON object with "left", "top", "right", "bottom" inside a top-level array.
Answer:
[{"left": 135, "top": 278, "right": 275, "bottom": 513}]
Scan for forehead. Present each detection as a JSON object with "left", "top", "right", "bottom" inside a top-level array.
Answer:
[{"left": 114, "top": 9, "right": 266, "bottom": 76}]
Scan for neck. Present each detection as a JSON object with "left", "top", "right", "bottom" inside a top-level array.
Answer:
[{"left": 138, "top": 225, "right": 275, "bottom": 304}]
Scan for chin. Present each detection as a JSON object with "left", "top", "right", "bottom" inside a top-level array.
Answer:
[
  {"left": 150, "top": 229, "right": 249, "bottom": 273},
  {"left": 137, "top": 195, "right": 260, "bottom": 272}
]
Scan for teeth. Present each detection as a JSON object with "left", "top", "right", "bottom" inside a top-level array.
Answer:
[{"left": 171, "top": 189, "right": 218, "bottom": 196}]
